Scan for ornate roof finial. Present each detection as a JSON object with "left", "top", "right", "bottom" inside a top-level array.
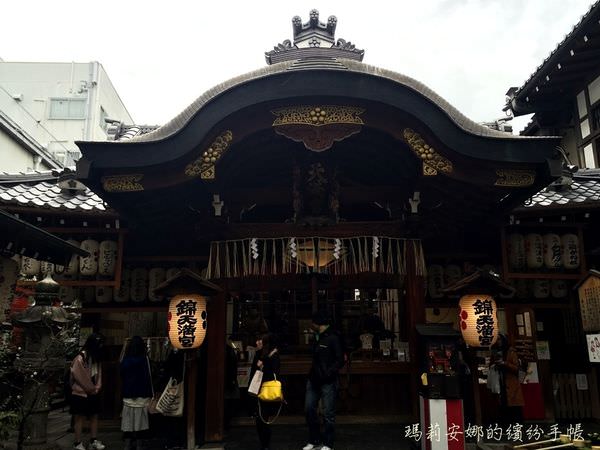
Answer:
[{"left": 266, "top": 10, "right": 364, "bottom": 65}]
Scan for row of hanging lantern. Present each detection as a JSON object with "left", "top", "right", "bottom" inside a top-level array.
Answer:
[
  {"left": 17, "top": 239, "right": 119, "bottom": 278},
  {"left": 113, "top": 267, "right": 183, "bottom": 303},
  {"left": 45, "top": 267, "right": 184, "bottom": 304},
  {"left": 509, "top": 278, "right": 570, "bottom": 299},
  {"left": 507, "top": 233, "right": 580, "bottom": 271}
]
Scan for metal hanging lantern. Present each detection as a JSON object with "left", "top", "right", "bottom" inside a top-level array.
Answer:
[
  {"left": 458, "top": 294, "right": 499, "bottom": 348},
  {"left": 167, "top": 294, "right": 207, "bottom": 349}
]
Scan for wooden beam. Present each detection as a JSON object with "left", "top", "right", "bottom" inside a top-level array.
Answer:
[
  {"left": 220, "top": 185, "right": 410, "bottom": 206},
  {"left": 217, "top": 221, "right": 407, "bottom": 239}
]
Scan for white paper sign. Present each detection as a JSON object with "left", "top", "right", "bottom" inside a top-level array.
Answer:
[
  {"left": 576, "top": 374, "right": 588, "bottom": 390},
  {"left": 586, "top": 334, "right": 600, "bottom": 363},
  {"left": 536, "top": 341, "right": 551, "bottom": 360}
]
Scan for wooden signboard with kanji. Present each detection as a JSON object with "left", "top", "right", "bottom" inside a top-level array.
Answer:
[{"left": 576, "top": 271, "right": 600, "bottom": 333}]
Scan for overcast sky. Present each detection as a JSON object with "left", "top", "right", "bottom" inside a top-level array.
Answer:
[{"left": 0, "top": 0, "right": 595, "bottom": 132}]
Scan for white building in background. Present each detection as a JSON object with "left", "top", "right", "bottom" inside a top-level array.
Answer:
[{"left": 0, "top": 61, "right": 133, "bottom": 168}]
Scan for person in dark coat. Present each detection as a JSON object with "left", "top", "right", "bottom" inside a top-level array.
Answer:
[
  {"left": 250, "top": 333, "right": 281, "bottom": 450},
  {"left": 303, "top": 311, "right": 345, "bottom": 450},
  {"left": 120, "top": 336, "right": 154, "bottom": 450},
  {"left": 492, "top": 334, "right": 524, "bottom": 424}
]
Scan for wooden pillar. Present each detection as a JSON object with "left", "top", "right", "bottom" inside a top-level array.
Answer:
[
  {"left": 186, "top": 350, "right": 199, "bottom": 450},
  {"left": 204, "top": 291, "right": 227, "bottom": 443},
  {"left": 406, "top": 242, "right": 426, "bottom": 420}
]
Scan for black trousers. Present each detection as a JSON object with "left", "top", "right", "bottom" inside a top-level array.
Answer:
[{"left": 255, "top": 400, "right": 279, "bottom": 449}]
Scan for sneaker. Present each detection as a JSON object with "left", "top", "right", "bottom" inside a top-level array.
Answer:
[
  {"left": 73, "top": 443, "right": 86, "bottom": 450},
  {"left": 302, "top": 444, "right": 320, "bottom": 450},
  {"left": 89, "top": 440, "right": 105, "bottom": 450}
]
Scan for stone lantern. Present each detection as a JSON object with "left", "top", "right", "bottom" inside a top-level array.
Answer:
[{"left": 13, "top": 274, "right": 76, "bottom": 449}]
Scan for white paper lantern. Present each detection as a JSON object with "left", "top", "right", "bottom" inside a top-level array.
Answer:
[
  {"left": 130, "top": 268, "right": 148, "bottom": 302},
  {"left": 80, "top": 239, "right": 99, "bottom": 276},
  {"left": 98, "top": 240, "right": 118, "bottom": 276},
  {"left": 82, "top": 286, "right": 96, "bottom": 304},
  {"left": 525, "top": 233, "right": 544, "bottom": 269},
  {"left": 95, "top": 286, "right": 113, "bottom": 303},
  {"left": 561, "top": 234, "right": 580, "bottom": 270},
  {"left": 58, "top": 286, "right": 76, "bottom": 304},
  {"left": 114, "top": 268, "right": 131, "bottom": 303},
  {"left": 40, "top": 261, "right": 55, "bottom": 276},
  {"left": 148, "top": 268, "right": 166, "bottom": 302},
  {"left": 21, "top": 256, "right": 40, "bottom": 277},
  {"left": 445, "top": 265, "right": 462, "bottom": 287},
  {"left": 427, "top": 265, "right": 445, "bottom": 299},
  {"left": 551, "top": 279, "right": 568, "bottom": 298},
  {"left": 459, "top": 294, "right": 499, "bottom": 348},
  {"left": 168, "top": 294, "right": 207, "bottom": 349},
  {"left": 533, "top": 279, "right": 550, "bottom": 299},
  {"left": 515, "top": 279, "right": 529, "bottom": 299},
  {"left": 508, "top": 233, "right": 526, "bottom": 271},
  {"left": 543, "top": 234, "right": 562, "bottom": 269},
  {"left": 63, "top": 240, "right": 80, "bottom": 278}
]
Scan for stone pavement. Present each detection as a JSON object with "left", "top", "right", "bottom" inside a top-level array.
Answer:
[
  {"left": 8, "top": 411, "right": 600, "bottom": 450},
  {"left": 8, "top": 411, "right": 411, "bottom": 450}
]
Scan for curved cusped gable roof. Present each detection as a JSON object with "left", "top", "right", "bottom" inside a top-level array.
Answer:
[{"left": 126, "top": 58, "right": 552, "bottom": 146}]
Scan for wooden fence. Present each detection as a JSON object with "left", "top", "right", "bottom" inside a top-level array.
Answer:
[{"left": 553, "top": 373, "right": 592, "bottom": 419}]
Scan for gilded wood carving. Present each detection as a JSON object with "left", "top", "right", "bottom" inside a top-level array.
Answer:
[
  {"left": 101, "top": 174, "right": 144, "bottom": 192},
  {"left": 185, "top": 130, "right": 233, "bottom": 180},
  {"left": 402, "top": 129, "right": 453, "bottom": 176},
  {"left": 272, "top": 106, "right": 364, "bottom": 152},
  {"left": 494, "top": 169, "right": 536, "bottom": 187}
]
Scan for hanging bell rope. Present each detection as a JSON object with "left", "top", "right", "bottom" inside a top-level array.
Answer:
[{"left": 205, "top": 236, "right": 424, "bottom": 279}]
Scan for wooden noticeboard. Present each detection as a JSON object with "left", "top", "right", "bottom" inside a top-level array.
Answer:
[{"left": 576, "top": 271, "right": 600, "bottom": 333}]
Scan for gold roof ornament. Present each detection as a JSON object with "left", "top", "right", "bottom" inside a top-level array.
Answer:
[
  {"left": 272, "top": 105, "right": 364, "bottom": 152},
  {"left": 402, "top": 129, "right": 453, "bottom": 176},
  {"left": 101, "top": 174, "right": 144, "bottom": 192},
  {"left": 185, "top": 130, "right": 233, "bottom": 180}
]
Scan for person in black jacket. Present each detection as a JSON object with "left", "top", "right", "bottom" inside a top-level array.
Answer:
[
  {"left": 303, "top": 311, "right": 345, "bottom": 450},
  {"left": 250, "top": 332, "right": 281, "bottom": 450},
  {"left": 120, "top": 336, "right": 154, "bottom": 450}
]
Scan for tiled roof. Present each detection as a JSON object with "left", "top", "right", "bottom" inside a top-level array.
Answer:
[
  {"left": 106, "top": 123, "right": 160, "bottom": 141},
  {"left": 507, "top": 1, "right": 600, "bottom": 110},
  {"left": 523, "top": 169, "right": 600, "bottom": 210},
  {"left": 109, "top": 58, "right": 558, "bottom": 144},
  {"left": 0, "top": 180, "right": 107, "bottom": 212}
]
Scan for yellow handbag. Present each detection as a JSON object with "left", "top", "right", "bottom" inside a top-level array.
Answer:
[{"left": 258, "top": 374, "right": 284, "bottom": 402}]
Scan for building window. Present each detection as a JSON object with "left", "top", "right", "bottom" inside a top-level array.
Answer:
[
  {"left": 589, "top": 74, "right": 600, "bottom": 105},
  {"left": 583, "top": 143, "right": 597, "bottom": 169},
  {"left": 577, "top": 90, "right": 587, "bottom": 119},
  {"left": 49, "top": 98, "right": 86, "bottom": 119}
]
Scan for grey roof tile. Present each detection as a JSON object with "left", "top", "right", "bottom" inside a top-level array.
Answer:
[
  {"left": 521, "top": 171, "right": 600, "bottom": 210},
  {"left": 0, "top": 178, "right": 107, "bottom": 212}
]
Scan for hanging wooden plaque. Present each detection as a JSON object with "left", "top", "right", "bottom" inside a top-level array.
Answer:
[{"left": 578, "top": 273, "right": 600, "bottom": 333}]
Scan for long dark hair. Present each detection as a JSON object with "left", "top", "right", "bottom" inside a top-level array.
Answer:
[
  {"left": 125, "top": 336, "right": 147, "bottom": 359},
  {"left": 259, "top": 332, "right": 278, "bottom": 357},
  {"left": 82, "top": 333, "right": 104, "bottom": 362}
]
